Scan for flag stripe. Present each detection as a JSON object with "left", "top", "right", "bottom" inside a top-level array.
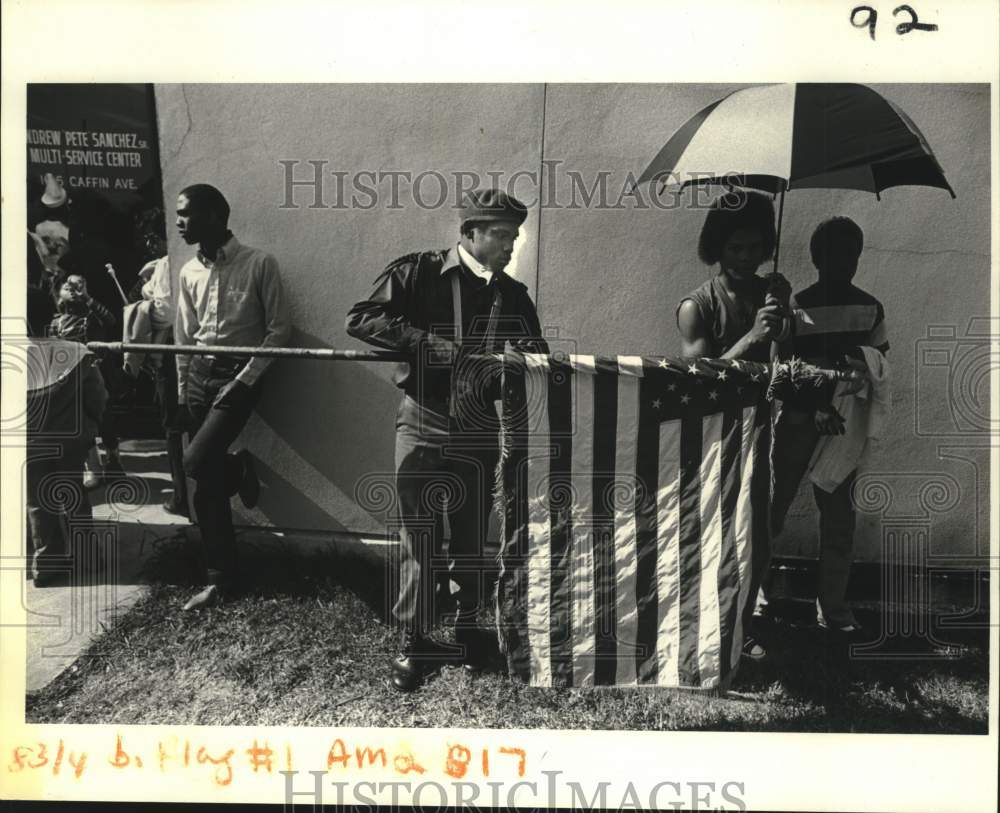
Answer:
[
  {"left": 547, "top": 356, "right": 574, "bottom": 687},
  {"left": 696, "top": 411, "right": 724, "bottom": 686},
  {"left": 716, "top": 407, "right": 743, "bottom": 680},
  {"left": 677, "top": 411, "right": 703, "bottom": 686},
  {"left": 729, "top": 405, "right": 761, "bottom": 670},
  {"left": 569, "top": 356, "right": 597, "bottom": 686},
  {"left": 591, "top": 358, "right": 619, "bottom": 685},
  {"left": 524, "top": 354, "right": 552, "bottom": 687},
  {"left": 499, "top": 356, "right": 531, "bottom": 681},
  {"left": 613, "top": 357, "right": 644, "bottom": 685},
  {"left": 635, "top": 366, "right": 661, "bottom": 683},
  {"left": 655, "top": 418, "right": 682, "bottom": 687}
]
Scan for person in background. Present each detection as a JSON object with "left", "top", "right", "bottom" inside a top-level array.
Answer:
[
  {"left": 27, "top": 232, "right": 56, "bottom": 337},
  {"left": 346, "top": 188, "right": 549, "bottom": 692},
  {"left": 47, "top": 273, "right": 122, "bottom": 488},
  {"left": 769, "top": 216, "right": 889, "bottom": 638},
  {"left": 676, "top": 190, "right": 792, "bottom": 661},
  {"left": 26, "top": 338, "right": 108, "bottom": 586},
  {"left": 125, "top": 209, "right": 187, "bottom": 516},
  {"left": 48, "top": 274, "right": 116, "bottom": 343},
  {"left": 174, "top": 184, "right": 291, "bottom": 611}
]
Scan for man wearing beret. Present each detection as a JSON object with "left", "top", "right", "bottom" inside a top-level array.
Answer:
[{"left": 346, "top": 188, "right": 548, "bottom": 692}]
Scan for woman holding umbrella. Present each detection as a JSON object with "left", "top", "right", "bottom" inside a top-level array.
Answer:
[{"left": 676, "top": 190, "right": 791, "bottom": 661}]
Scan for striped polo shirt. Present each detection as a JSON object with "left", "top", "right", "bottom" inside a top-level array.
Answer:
[{"left": 791, "top": 282, "right": 889, "bottom": 363}]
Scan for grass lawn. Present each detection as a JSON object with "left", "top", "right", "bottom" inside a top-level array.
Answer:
[{"left": 25, "top": 540, "right": 988, "bottom": 732}]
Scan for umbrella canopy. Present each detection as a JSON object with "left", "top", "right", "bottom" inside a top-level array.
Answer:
[{"left": 637, "top": 83, "right": 955, "bottom": 199}]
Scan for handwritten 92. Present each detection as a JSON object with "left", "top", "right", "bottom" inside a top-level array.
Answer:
[{"left": 851, "top": 4, "right": 938, "bottom": 39}]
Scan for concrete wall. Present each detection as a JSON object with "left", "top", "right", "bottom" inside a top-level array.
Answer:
[{"left": 155, "top": 83, "right": 991, "bottom": 564}]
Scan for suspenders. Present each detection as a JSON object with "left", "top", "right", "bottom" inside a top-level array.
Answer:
[{"left": 449, "top": 268, "right": 502, "bottom": 417}]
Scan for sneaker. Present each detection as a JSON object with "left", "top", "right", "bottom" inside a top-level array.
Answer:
[{"left": 235, "top": 450, "right": 260, "bottom": 509}]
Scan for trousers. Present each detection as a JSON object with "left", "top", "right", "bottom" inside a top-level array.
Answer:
[
  {"left": 154, "top": 346, "right": 187, "bottom": 508},
  {"left": 393, "top": 395, "right": 499, "bottom": 631},
  {"left": 770, "top": 408, "right": 859, "bottom": 628},
  {"left": 183, "top": 357, "right": 259, "bottom": 585},
  {"left": 26, "top": 441, "right": 92, "bottom": 578},
  {"left": 745, "top": 421, "right": 772, "bottom": 632}
]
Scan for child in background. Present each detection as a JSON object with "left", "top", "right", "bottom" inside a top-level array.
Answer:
[
  {"left": 48, "top": 274, "right": 116, "bottom": 343},
  {"left": 770, "top": 216, "right": 889, "bottom": 637},
  {"left": 48, "top": 274, "right": 123, "bottom": 487}
]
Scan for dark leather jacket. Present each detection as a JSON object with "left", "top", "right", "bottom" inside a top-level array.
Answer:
[{"left": 346, "top": 246, "right": 548, "bottom": 407}]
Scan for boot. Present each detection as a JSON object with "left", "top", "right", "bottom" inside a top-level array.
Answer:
[{"left": 391, "top": 628, "right": 428, "bottom": 693}]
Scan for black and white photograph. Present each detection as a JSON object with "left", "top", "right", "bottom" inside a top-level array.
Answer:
[{"left": 1, "top": 2, "right": 997, "bottom": 812}]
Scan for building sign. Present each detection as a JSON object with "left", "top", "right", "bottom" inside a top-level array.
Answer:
[
  {"left": 27, "top": 84, "right": 165, "bottom": 317},
  {"left": 27, "top": 83, "right": 161, "bottom": 209}
]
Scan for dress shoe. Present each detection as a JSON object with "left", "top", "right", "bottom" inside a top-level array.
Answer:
[
  {"left": 390, "top": 629, "right": 430, "bottom": 693},
  {"left": 235, "top": 450, "right": 260, "bottom": 509},
  {"left": 182, "top": 584, "right": 221, "bottom": 611}
]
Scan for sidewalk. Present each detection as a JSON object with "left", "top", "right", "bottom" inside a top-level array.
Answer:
[{"left": 24, "top": 440, "right": 391, "bottom": 692}]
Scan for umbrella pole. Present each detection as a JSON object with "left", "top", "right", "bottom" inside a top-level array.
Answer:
[{"left": 771, "top": 186, "right": 786, "bottom": 276}]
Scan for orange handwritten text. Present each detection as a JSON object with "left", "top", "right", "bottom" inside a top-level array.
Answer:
[
  {"left": 196, "top": 746, "right": 236, "bottom": 786},
  {"left": 8, "top": 741, "right": 88, "bottom": 779},
  {"left": 109, "top": 735, "right": 143, "bottom": 769}
]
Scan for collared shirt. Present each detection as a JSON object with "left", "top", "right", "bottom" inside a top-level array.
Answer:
[
  {"left": 175, "top": 234, "right": 291, "bottom": 399},
  {"left": 345, "top": 246, "right": 547, "bottom": 406},
  {"left": 457, "top": 243, "right": 493, "bottom": 282},
  {"left": 140, "top": 256, "right": 174, "bottom": 331}
]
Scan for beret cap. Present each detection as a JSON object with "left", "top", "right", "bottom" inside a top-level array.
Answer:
[{"left": 460, "top": 188, "right": 528, "bottom": 226}]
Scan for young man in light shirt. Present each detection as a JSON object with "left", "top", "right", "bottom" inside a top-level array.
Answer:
[{"left": 174, "top": 184, "right": 291, "bottom": 611}]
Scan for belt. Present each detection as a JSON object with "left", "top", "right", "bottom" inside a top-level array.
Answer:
[{"left": 191, "top": 354, "right": 249, "bottom": 378}]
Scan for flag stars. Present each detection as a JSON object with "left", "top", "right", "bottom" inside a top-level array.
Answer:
[
  {"left": 708, "top": 390, "right": 719, "bottom": 401},
  {"left": 687, "top": 363, "right": 699, "bottom": 375},
  {"left": 680, "top": 393, "right": 691, "bottom": 405},
  {"left": 667, "top": 382, "right": 677, "bottom": 392},
  {"left": 730, "top": 359, "right": 743, "bottom": 369},
  {"left": 658, "top": 358, "right": 670, "bottom": 369},
  {"left": 717, "top": 370, "right": 727, "bottom": 381},
  {"left": 652, "top": 398, "right": 662, "bottom": 410}
]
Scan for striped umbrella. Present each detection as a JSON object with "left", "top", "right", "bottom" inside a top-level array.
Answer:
[{"left": 636, "top": 83, "right": 955, "bottom": 272}]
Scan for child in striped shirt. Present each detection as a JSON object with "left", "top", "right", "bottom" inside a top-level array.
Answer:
[{"left": 770, "top": 216, "right": 889, "bottom": 636}]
